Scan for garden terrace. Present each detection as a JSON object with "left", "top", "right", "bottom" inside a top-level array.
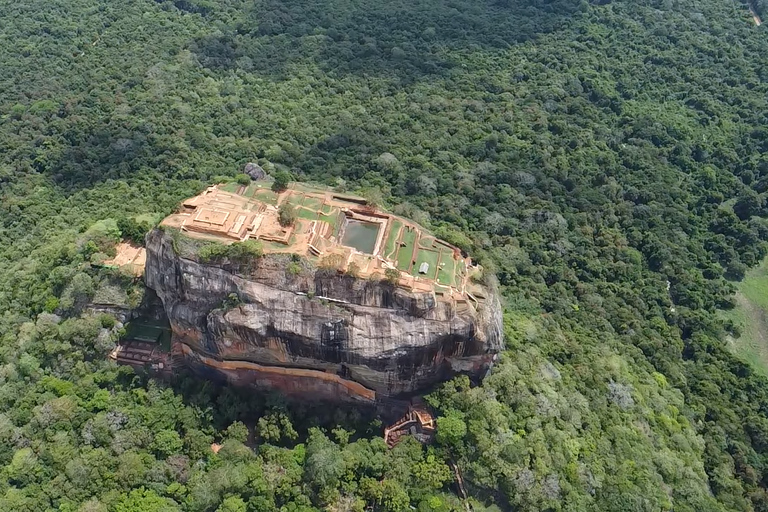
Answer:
[{"left": 160, "top": 182, "right": 484, "bottom": 305}]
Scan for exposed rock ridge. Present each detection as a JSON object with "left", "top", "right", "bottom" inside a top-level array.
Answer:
[{"left": 145, "top": 228, "right": 503, "bottom": 400}]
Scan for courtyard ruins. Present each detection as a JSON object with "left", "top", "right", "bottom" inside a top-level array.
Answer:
[{"left": 160, "top": 181, "right": 488, "bottom": 305}]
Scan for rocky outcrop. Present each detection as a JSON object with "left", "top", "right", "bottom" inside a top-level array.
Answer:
[{"left": 144, "top": 228, "right": 503, "bottom": 401}]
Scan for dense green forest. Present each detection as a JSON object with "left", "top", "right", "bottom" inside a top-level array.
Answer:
[{"left": 2, "top": 0, "right": 768, "bottom": 510}]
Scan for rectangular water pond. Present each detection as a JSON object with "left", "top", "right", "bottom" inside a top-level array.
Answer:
[{"left": 341, "top": 219, "right": 380, "bottom": 254}]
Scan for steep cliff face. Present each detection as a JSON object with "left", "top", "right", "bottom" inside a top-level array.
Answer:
[{"left": 145, "top": 228, "right": 503, "bottom": 401}]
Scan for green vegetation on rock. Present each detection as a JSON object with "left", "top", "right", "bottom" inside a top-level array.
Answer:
[{"left": 198, "top": 239, "right": 264, "bottom": 263}]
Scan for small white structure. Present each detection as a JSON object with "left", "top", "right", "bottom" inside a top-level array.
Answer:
[{"left": 418, "top": 262, "right": 430, "bottom": 274}]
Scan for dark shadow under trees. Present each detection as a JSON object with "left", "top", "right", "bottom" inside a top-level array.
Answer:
[{"left": 189, "top": 0, "right": 582, "bottom": 82}]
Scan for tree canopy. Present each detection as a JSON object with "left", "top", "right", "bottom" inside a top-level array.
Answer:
[{"left": 1, "top": 0, "right": 768, "bottom": 510}]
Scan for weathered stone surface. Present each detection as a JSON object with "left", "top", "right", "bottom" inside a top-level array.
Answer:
[
  {"left": 243, "top": 162, "right": 266, "bottom": 180},
  {"left": 145, "top": 228, "right": 503, "bottom": 400}
]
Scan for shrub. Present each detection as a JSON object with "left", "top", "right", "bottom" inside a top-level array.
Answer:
[
  {"left": 359, "top": 186, "right": 385, "bottom": 208},
  {"left": 198, "top": 243, "right": 230, "bottom": 262},
  {"left": 271, "top": 170, "right": 292, "bottom": 192},
  {"left": 81, "top": 218, "right": 121, "bottom": 255},
  {"left": 385, "top": 268, "right": 400, "bottom": 284},
  {"left": 199, "top": 239, "right": 263, "bottom": 263},
  {"left": 117, "top": 216, "right": 153, "bottom": 246},
  {"left": 434, "top": 226, "right": 472, "bottom": 253},
  {"left": 226, "top": 239, "right": 264, "bottom": 260},
  {"left": 320, "top": 254, "right": 345, "bottom": 271},
  {"left": 98, "top": 314, "right": 116, "bottom": 329},
  {"left": 278, "top": 203, "right": 297, "bottom": 227},
  {"left": 346, "top": 262, "right": 361, "bottom": 278},
  {"left": 222, "top": 293, "right": 242, "bottom": 309}
]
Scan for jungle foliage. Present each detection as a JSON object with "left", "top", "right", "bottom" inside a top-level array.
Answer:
[{"left": 1, "top": 0, "right": 768, "bottom": 510}]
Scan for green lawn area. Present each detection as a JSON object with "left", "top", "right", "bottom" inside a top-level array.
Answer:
[
  {"left": 383, "top": 220, "right": 402, "bottom": 260},
  {"left": 436, "top": 250, "right": 457, "bottom": 287},
  {"left": 297, "top": 207, "right": 319, "bottom": 221},
  {"left": 253, "top": 188, "right": 278, "bottom": 205},
  {"left": 396, "top": 227, "right": 417, "bottom": 271},
  {"left": 319, "top": 211, "right": 342, "bottom": 232},
  {"left": 720, "top": 256, "right": 768, "bottom": 376},
  {"left": 291, "top": 182, "right": 331, "bottom": 193},
  {"left": 321, "top": 204, "right": 334, "bottom": 215},
  {"left": 285, "top": 192, "right": 304, "bottom": 207},
  {"left": 220, "top": 182, "right": 240, "bottom": 193},
  {"left": 419, "top": 235, "right": 437, "bottom": 250},
  {"left": 739, "top": 260, "right": 768, "bottom": 311},
  {"left": 412, "top": 248, "right": 439, "bottom": 279},
  {"left": 303, "top": 197, "right": 323, "bottom": 211},
  {"left": 244, "top": 183, "right": 261, "bottom": 196}
]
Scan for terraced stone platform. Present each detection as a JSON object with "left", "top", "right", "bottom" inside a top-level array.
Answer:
[{"left": 161, "top": 182, "right": 484, "bottom": 307}]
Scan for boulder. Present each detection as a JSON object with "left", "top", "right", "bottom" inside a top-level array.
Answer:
[{"left": 244, "top": 162, "right": 266, "bottom": 181}]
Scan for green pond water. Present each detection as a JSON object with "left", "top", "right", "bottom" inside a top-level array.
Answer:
[{"left": 341, "top": 219, "right": 380, "bottom": 254}]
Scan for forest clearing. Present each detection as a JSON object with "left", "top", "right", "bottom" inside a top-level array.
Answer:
[{"left": 722, "top": 257, "right": 768, "bottom": 375}]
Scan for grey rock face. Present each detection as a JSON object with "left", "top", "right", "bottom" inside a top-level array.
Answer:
[
  {"left": 244, "top": 162, "right": 266, "bottom": 180},
  {"left": 144, "top": 229, "right": 503, "bottom": 399}
]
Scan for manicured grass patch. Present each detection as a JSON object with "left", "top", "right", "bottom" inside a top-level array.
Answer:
[
  {"left": 437, "top": 251, "right": 457, "bottom": 287},
  {"left": 321, "top": 203, "right": 334, "bottom": 215},
  {"left": 253, "top": 189, "right": 278, "bottom": 205},
  {"left": 285, "top": 192, "right": 304, "bottom": 207},
  {"left": 302, "top": 196, "right": 324, "bottom": 211},
  {"left": 320, "top": 211, "right": 342, "bottom": 230},
  {"left": 419, "top": 235, "right": 437, "bottom": 250},
  {"left": 292, "top": 182, "right": 330, "bottom": 193},
  {"left": 220, "top": 182, "right": 240, "bottom": 193},
  {"left": 412, "top": 248, "right": 439, "bottom": 279},
  {"left": 383, "top": 220, "right": 403, "bottom": 259},
  {"left": 396, "top": 227, "right": 417, "bottom": 271},
  {"left": 297, "top": 207, "right": 320, "bottom": 221}
]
